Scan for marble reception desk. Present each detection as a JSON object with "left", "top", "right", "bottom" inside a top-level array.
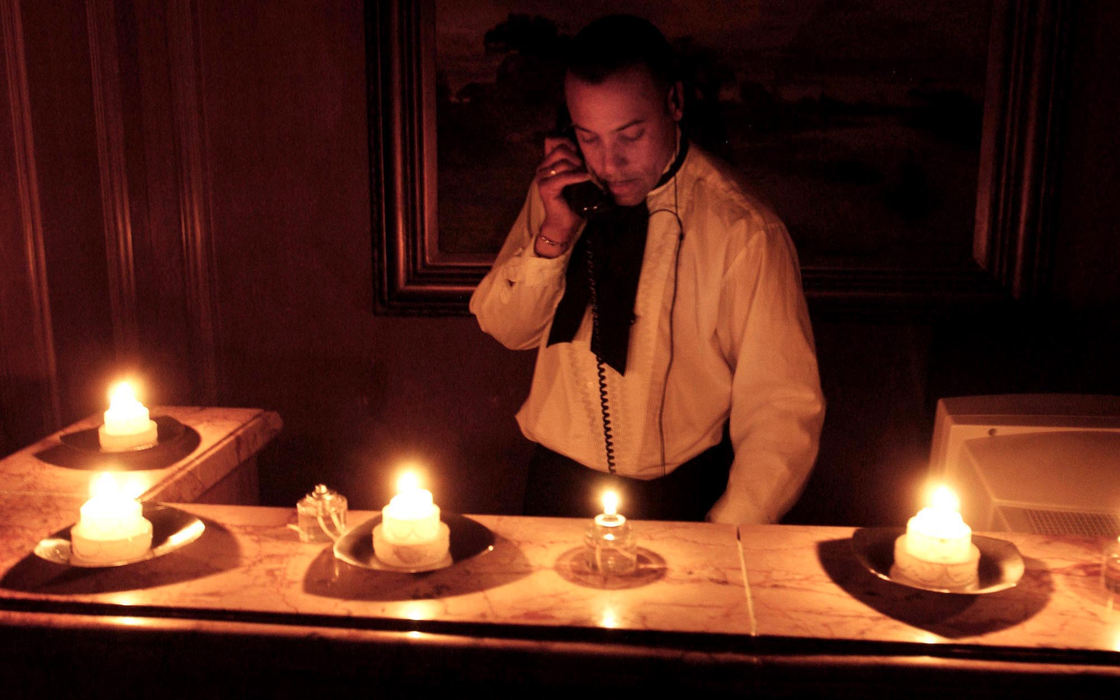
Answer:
[
  {"left": 0, "top": 406, "right": 283, "bottom": 506},
  {"left": 0, "top": 495, "right": 1117, "bottom": 695}
]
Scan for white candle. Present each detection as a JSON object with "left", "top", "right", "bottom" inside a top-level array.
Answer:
[
  {"left": 372, "top": 470, "right": 450, "bottom": 569},
  {"left": 904, "top": 485, "right": 973, "bottom": 562},
  {"left": 381, "top": 472, "right": 441, "bottom": 543},
  {"left": 98, "top": 381, "right": 158, "bottom": 451},
  {"left": 70, "top": 472, "right": 153, "bottom": 564}
]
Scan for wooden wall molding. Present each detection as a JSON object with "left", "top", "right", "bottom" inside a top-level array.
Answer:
[
  {"left": 974, "top": 0, "right": 1072, "bottom": 300},
  {"left": 86, "top": 0, "right": 139, "bottom": 359},
  {"left": 368, "top": 0, "right": 481, "bottom": 314},
  {"left": 166, "top": 0, "right": 219, "bottom": 404},
  {"left": 0, "top": 0, "right": 60, "bottom": 435}
]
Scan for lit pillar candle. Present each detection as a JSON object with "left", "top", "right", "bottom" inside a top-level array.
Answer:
[
  {"left": 70, "top": 472, "right": 153, "bottom": 564},
  {"left": 381, "top": 472, "right": 441, "bottom": 542},
  {"left": 892, "top": 483, "right": 980, "bottom": 589},
  {"left": 98, "top": 381, "right": 158, "bottom": 451},
  {"left": 904, "top": 485, "right": 973, "bottom": 562},
  {"left": 372, "top": 470, "right": 450, "bottom": 569}
]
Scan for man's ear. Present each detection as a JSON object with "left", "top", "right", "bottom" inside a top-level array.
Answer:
[{"left": 667, "top": 81, "right": 684, "bottom": 121}]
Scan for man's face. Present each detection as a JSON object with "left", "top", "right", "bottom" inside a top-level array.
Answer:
[{"left": 565, "top": 66, "right": 682, "bottom": 206}]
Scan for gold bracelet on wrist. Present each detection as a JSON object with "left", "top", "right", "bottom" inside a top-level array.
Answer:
[{"left": 537, "top": 232, "right": 569, "bottom": 248}]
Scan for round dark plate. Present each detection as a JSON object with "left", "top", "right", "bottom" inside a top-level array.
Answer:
[
  {"left": 334, "top": 513, "right": 494, "bottom": 573},
  {"left": 59, "top": 415, "right": 187, "bottom": 455},
  {"left": 33, "top": 504, "right": 206, "bottom": 568},
  {"left": 851, "top": 526, "right": 1025, "bottom": 594},
  {"left": 41, "top": 416, "right": 201, "bottom": 470}
]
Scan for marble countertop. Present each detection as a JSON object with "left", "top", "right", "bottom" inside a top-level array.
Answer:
[
  {"left": 0, "top": 406, "right": 282, "bottom": 503},
  {"left": 0, "top": 505, "right": 751, "bottom": 638},
  {"left": 0, "top": 500, "right": 1116, "bottom": 666},
  {"left": 741, "top": 524, "right": 1119, "bottom": 655}
]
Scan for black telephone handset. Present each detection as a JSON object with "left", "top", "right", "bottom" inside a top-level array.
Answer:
[{"left": 557, "top": 122, "right": 615, "bottom": 218}]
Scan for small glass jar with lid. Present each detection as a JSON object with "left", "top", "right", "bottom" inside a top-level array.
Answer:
[
  {"left": 296, "top": 483, "right": 348, "bottom": 543},
  {"left": 583, "top": 490, "right": 637, "bottom": 576}
]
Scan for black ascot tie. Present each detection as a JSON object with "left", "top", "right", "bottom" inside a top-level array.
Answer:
[{"left": 547, "top": 139, "right": 689, "bottom": 375}]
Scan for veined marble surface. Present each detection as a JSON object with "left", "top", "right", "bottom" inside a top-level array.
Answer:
[
  {"left": 0, "top": 501, "right": 1115, "bottom": 657},
  {"left": 0, "top": 505, "right": 751, "bottom": 636},
  {"left": 0, "top": 407, "right": 282, "bottom": 503},
  {"left": 741, "top": 524, "right": 1120, "bottom": 653}
]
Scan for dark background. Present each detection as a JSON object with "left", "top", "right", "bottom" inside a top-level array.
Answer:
[{"left": 0, "top": 0, "right": 1116, "bottom": 526}]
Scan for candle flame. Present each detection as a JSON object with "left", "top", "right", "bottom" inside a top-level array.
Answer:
[
  {"left": 108, "top": 381, "right": 140, "bottom": 407},
  {"left": 90, "top": 471, "right": 122, "bottom": 499},
  {"left": 602, "top": 490, "right": 619, "bottom": 516},
  {"left": 397, "top": 471, "right": 420, "bottom": 493},
  {"left": 930, "top": 484, "right": 960, "bottom": 512},
  {"left": 89, "top": 471, "right": 146, "bottom": 500}
]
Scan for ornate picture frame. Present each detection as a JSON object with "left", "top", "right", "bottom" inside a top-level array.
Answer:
[{"left": 367, "top": 0, "right": 1069, "bottom": 316}]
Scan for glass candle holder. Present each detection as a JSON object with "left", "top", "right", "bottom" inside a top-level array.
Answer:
[
  {"left": 297, "top": 484, "right": 348, "bottom": 542},
  {"left": 584, "top": 512, "right": 637, "bottom": 576}
]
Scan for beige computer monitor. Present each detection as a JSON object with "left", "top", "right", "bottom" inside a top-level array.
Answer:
[{"left": 929, "top": 394, "right": 1120, "bottom": 536}]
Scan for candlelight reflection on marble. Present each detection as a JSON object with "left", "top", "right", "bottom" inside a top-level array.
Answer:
[
  {"left": 599, "top": 606, "right": 621, "bottom": 628},
  {"left": 401, "top": 600, "right": 437, "bottom": 621},
  {"left": 1103, "top": 536, "right": 1120, "bottom": 594}
]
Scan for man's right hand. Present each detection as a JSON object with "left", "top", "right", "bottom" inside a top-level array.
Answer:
[{"left": 533, "top": 136, "right": 592, "bottom": 256}]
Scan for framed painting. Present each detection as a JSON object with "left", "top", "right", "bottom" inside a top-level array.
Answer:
[{"left": 367, "top": 0, "right": 1069, "bottom": 315}]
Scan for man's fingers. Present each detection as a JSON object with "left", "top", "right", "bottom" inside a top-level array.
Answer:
[
  {"left": 539, "top": 151, "right": 581, "bottom": 172},
  {"left": 537, "top": 162, "right": 579, "bottom": 178},
  {"left": 539, "top": 169, "right": 592, "bottom": 189}
]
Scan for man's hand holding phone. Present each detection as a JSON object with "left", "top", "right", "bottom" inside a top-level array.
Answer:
[{"left": 533, "top": 135, "right": 592, "bottom": 257}]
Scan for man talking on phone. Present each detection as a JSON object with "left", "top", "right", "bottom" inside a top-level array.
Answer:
[{"left": 470, "top": 15, "right": 825, "bottom": 524}]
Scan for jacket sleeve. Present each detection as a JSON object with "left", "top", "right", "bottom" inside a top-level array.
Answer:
[
  {"left": 706, "top": 215, "right": 826, "bottom": 524},
  {"left": 469, "top": 184, "right": 577, "bottom": 351}
]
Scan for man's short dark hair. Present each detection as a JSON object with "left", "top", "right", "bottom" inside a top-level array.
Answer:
[{"left": 565, "top": 15, "right": 679, "bottom": 89}]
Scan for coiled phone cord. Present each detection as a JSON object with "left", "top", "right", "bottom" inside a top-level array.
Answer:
[
  {"left": 584, "top": 239, "right": 617, "bottom": 474},
  {"left": 582, "top": 171, "right": 684, "bottom": 477}
]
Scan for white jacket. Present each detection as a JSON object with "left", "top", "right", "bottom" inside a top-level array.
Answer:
[{"left": 470, "top": 145, "right": 825, "bottom": 524}]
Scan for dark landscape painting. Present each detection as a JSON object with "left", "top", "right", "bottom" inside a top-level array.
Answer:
[{"left": 434, "top": 0, "right": 992, "bottom": 271}]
